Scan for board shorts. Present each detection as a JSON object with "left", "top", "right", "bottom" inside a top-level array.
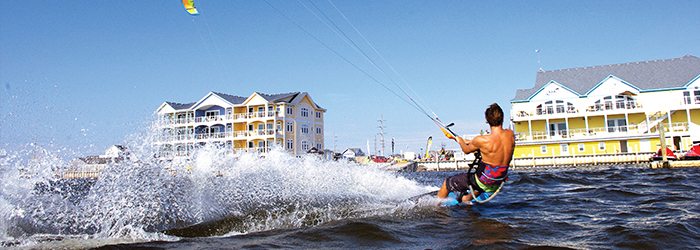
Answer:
[
  {"left": 445, "top": 162, "right": 509, "bottom": 198},
  {"left": 445, "top": 172, "right": 485, "bottom": 195}
]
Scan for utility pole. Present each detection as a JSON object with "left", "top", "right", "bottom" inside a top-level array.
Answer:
[
  {"left": 333, "top": 133, "right": 337, "bottom": 153},
  {"left": 374, "top": 134, "right": 377, "bottom": 156},
  {"left": 378, "top": 115, "right": 386, "bottom": 156},
  {"left": 391, "top": 137, "right": 395, "bottom": 156}
]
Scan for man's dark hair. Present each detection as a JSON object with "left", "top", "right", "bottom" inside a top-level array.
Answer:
[{"left": 485, "top": 103, "right": 504, "bottom": 127}]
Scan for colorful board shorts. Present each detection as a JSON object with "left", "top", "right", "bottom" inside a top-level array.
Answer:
[{"left": 445, "top": 162, "right": 509, "bottom": 198}]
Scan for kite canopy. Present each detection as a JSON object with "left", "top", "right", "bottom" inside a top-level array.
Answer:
[{"left": 182, "top": 0, "right": 199, "bottom": 15}]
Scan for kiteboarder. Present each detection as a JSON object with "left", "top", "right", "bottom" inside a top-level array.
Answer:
[{"left": 437, "top": 103, "right": 515, "bottom": 203}]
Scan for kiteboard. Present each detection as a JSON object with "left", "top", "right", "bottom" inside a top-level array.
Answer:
[{"left": 407, "top": 191, "right": 472, "bottom": 207}]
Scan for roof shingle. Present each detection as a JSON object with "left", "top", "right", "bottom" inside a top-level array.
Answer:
[{"left": 513, "top": 55, "right": 700, "bottom": 101}]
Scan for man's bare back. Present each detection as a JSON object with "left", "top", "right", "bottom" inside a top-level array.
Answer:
[{"left": 460, "top": 127, "right": 515, "bottom": 166}]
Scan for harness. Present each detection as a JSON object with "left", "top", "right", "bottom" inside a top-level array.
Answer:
[{"left": 466, "top": 151, "right": 507, "bottom": 204}]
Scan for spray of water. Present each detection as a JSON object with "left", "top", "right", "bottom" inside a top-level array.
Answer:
[{"left": 0, "top": 122, "right": 437, "bottom": 248}]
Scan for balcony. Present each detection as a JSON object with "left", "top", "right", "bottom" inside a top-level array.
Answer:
[
  {"left": 194, "top": 115, "right": 227, "bottom": 123},
  {"left": 682, "top": 97, "right": 700, "bottom": 106},
  {"left": 246, "top": 111, "right": 281, "bottom": 120},
  {"left": 586, "top": 101, "right": 643, "bottom": 113},
  {"left": 234, "top": 147, "right": 272, "bottom": 154},
  {"left": 158, "top": 117, "right": 194, "bottom": 126},
  {"left": 515, "top": 122, "right": 689, "bottom": 142},
  {"left": 194, "top": 132, "right": 230, "bottom": 140}
]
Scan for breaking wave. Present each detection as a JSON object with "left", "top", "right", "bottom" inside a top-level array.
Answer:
[{"left": 0, "top": 129, "right": 435, "bottom": 248}]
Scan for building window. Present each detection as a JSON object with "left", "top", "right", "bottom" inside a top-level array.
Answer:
[
  {"left": 317, "top": 143, "right": 322, "bottom": 149},
  {"left": 286, "top": 122, "right": 293, "bottom": 132},
  {"left": 257, "top": 124, "right": 264, "bottom": 131},
  {"left": 695, "top": 90, "right": 700, "bottom": 104},
  {"left": 205, "top": 110, "right": 220, "bottom": 118},
  {"left": 549, "top": 123, "right": 567, "bottom": 137},
  {"left": 301, "top": 125, "right": 309, "bottom": 134},
  {"left": 286, "top": 140, "right": 293, "bottom": 149},
  {"left": 210, "top": 126, "right": 220, "bottom": 133},
  {"left": 540, "top": 145, "right": 547, "bottom": 154},
  {"left": 286, "top": 107, "right": 293, "bottom": 115},
  {"left": 595, "top": 95, "right": 637, "bottom": 110},
  {"left": 301, "top": 108, "right": 309, "bottom": 117},
  {"left": 248, "top": 141, "right": 254, "bottom": 148},
  {"left": 258, "top": 141, "right": 265, "bottom": 148},
  {"left": 316, "top": 127, "right": 322, "bottom": 134},
  {"left": 607, "top": 119, "right": 627, "bottom": 133},
  {"left": 537, "top": 100, "right": 574, "bottom": 115},
  {"left": 316, "top": 112, "right": 322, "bottom": 118},
  {"left": 561, "top": 144, "right": 568, "bottom": 153},
  {"left": 598, "top": 142, "right": 606, "bottom": 151},
  {"left": 578, "top": 143, "right": 585, "bottom": 152},
  {"left": 683, "top": 91, "right": 692, "bottom": 104},
  {"left": 301, "top": 141, "right": 309, "bottom": 151}
]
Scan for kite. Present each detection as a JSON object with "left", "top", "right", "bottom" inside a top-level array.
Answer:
[{"left": 182, "top": 0, "right": 199, "bottom": 15}]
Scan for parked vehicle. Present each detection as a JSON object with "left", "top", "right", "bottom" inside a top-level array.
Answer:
[
  {"left": 371, "top": 155, "right": 390, "bottom": 163},
  {"left": 681, "top": 142, "right": 700, "bottom": 160},
  {"left": 650, "top": 147, "right": 678, "bottom": 161}
]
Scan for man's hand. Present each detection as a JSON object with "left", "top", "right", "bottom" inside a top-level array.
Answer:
[{"left": 440, "top": 127, "right": 456, "bottom": 140}]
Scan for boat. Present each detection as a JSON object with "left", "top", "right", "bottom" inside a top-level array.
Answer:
[
  {"left": 681, "top": 142, "right": 700, "bottom": 160},
  {"left": 650, "top": 147, "right": 678, "bottom": 161}
]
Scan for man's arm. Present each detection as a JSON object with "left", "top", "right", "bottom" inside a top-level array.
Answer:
[{"left": 456, "top": 136, "right": 480, "bottom": 154}]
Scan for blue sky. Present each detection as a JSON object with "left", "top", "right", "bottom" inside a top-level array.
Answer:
[{"left": 1, "top": 0, "right": 699, "bottom": 155}]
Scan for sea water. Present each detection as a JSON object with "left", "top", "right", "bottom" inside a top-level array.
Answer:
[
  {"left": 1, "top": 132, "right": 699, "bottom": 249},
  {"left": 0, "top": 133, "right": 435, "bottom": 249}
]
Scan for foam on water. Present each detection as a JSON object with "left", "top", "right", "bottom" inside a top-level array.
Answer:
[{"left": 0, "top": 129, "right": 436, "bottom": 248}]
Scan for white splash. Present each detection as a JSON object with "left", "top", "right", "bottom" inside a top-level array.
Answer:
[{"left": 0, "top": 125, "right": 435, "bottom": 248}]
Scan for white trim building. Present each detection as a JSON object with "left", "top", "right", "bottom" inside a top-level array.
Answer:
[
  {"left": 155, "top": 91, "right": 325, "bottom": 157},
  {"left": 511, "top": 55, "right": 700, "bottom": 158}
]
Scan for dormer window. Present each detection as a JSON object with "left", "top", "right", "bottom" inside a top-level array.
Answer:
[
  {"left": 685, "top": 90, "right": 700, "bottom": 104},
  {"left": 594, "top": 95, "right": 637, "bottom": 110},
  {"left": 537, "top": 100, "right": 574, "bottom": 115}
]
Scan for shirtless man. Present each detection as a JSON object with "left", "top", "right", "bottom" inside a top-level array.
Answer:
[{"left": 437, "top": 103, "right": 515, "bottom": 203}]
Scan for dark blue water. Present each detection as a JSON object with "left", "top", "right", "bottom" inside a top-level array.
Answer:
[{"left": 98, "top": 166, "right": 700, "bottom": 249}]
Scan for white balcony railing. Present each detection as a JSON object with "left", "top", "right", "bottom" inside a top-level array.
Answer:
[
  {"left": 161, "top": 111, "right": 285, "bottom": 126},
  {"left": 513, "top": 101, "right": 645, "bottom": 120},
  {"left": 515, "top": 122, "right": 689, "bottom": 142}
]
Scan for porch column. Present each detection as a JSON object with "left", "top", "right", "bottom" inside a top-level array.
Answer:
[
  {"left": 273, "top": 106, "right": 278, "bottom": 142},
  {"left": 624, "top": 111, "right": 629, "bottom": 133},
  {"left": 565, "top": 117, "right": 569, "bottom": 137},
  {"left": 667, "top": 109, "right": 672, "bottom": 131},
  {"left": 645, "top": 113, "right": 650, "bottom": 133},
  {"left": 585, "top": 115, "right": 589, "bottom": 135},
  {"left": 604, "top": 114, "right": 608, "bottom": 133},
  {"left": 528, "top": 119, "right": 532, "bottom": 140},
  {"left": 545, "top": 119, "right": 550, "bottom": 139}
]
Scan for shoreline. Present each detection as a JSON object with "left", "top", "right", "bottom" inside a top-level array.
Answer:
[{"left": 402, "top": 159, "right": 700, "bottom": 172}]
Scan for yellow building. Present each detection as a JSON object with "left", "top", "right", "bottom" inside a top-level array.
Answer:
[
  {"left": 156, "top": 91, "right": 325, "bottom": 157},
  {"left": 511, "top": 55, "right": 700, "bottom": 158}
]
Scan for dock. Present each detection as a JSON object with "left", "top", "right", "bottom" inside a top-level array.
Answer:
[{"left": 405, "top": 152, "right": 700, "bottom": 172}]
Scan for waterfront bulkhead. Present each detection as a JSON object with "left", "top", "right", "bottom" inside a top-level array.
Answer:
[{"left": 510, "top": 55, "right": 700, "bottom": 159}]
